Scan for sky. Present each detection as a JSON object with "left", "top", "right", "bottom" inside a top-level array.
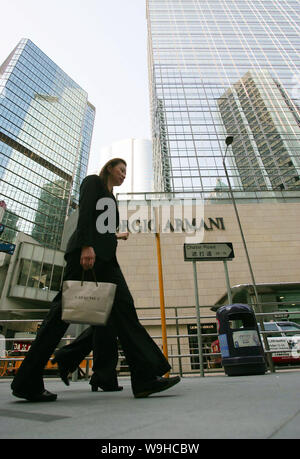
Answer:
[{"left": 0, "top": 0, "right": 151, "bottom": 174}]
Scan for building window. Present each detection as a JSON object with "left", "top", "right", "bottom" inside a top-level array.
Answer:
[{"left": 17, "top": 258, "right": 64, "bottom": 291}]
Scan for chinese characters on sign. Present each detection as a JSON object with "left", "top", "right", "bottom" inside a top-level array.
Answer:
[{"left": 184, "top": 243, "right": 234, "bottom": 262}]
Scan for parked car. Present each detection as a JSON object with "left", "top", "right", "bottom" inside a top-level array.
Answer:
[{"left": 210, "top": 321, "right": 300, "bottom": 366}]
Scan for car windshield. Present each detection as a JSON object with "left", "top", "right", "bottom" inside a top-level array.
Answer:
[
  {"left": 258, "top": 322, "right": 279, "bottom": 331},
  {"left": 258, "top": 322, "right": 280, "bottom": 335},
  {"left": 278, "top": 323, "right": 300, "bottom": 337},
  {"left": 264, "top": 323, "right": 279, "bottom": 331}
]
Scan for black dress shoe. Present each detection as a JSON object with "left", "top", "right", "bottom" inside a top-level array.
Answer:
[
  {"left": 133, "top": 375, "right": 181, "bottom": 398},
  {"left": 89, "top": 376, "right": 123, "bottom": 392},
  {"left": 12, "top": 389, "right": 57, "bottom": 402},
  {"left": 52, "top": 357, "right": 70, "bottom": 386},
  {"left": 91, "top": 384, "right": 123, "bottom": 392},
  {"left": 89, "top": 373, "right": 123, "bottom": 392}
]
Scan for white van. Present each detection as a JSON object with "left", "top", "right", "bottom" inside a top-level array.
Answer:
[
  {"left": 258, "top": 321, "right": 300, "bottom": 363},
  {"left": 211, "top": 320, "right": 300, "bottom": 366}
]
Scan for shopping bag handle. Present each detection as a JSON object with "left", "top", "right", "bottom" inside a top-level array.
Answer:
[{"left": 81, "top": 268, "right": 98, "bottom": 286}]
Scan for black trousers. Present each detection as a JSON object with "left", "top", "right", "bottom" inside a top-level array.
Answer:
[
  {"left": 11, "top": 251, "right": 171, "bottom": 396},
  {"left": 54, "top": 324, "right": 118, "bottom": 388}
]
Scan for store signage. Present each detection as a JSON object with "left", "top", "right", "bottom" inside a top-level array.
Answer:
[
  {"left": 13, "top": 341, "right": 32, "bottom": 352},
  {"left": 119, "top": 217, "right": 226, "bottom": 233}
]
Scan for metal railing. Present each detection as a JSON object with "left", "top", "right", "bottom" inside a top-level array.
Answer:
[{"left": 1, "top": 301, "right": 300, "bottom": 378}]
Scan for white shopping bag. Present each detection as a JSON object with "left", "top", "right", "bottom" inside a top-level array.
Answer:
[{"left": 62, "top": 271, "right": 116, "bottom": 325}]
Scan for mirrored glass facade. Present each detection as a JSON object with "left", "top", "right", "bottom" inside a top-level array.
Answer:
[
  {"left": 146, "top": 0, "right": 300, "bottom": 194},
  {"left": 0, "top": 39, "right": 95, "bottom": 248}
]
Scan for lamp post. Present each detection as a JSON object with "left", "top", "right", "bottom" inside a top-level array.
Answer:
[
  {"left": 222, "top": 136, "right": 274, "bottom": 373},
  {"left": 222, "top": 136, "right": 259, "bottom": 304}
]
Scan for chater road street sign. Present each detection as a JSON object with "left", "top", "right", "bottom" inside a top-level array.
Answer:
[{"left": 184, "top": 242, "right": 234, "bottom": 262}]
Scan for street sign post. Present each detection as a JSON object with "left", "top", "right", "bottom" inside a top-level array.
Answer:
[
  {"left": 184, "top": 242, "right": 235, "bottom": 377},
  {"left": 184, "top": 242, "right": 234, "bottom": 262}
]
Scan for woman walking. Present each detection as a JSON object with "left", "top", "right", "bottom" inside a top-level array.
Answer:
[{"left": 11, "top": 158, "right": 180, "bottom": 401}]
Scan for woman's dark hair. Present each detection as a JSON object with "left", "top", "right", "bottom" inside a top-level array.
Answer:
[{"left": 99, "top": 158, "right": 127, "bottom": 191}]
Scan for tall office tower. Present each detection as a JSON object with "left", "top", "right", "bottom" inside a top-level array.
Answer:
[
  {"left": 146, "top": 0, "right": 300, "bottom": 193},
  {"left": 218, "top": 70, "right": 300, "bottom": 190},
  {"left": 0, "top": 39, "right": 95, "bottom": 249}
]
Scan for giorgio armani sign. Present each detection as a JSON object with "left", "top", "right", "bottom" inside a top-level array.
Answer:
[
  {"left": 61, "top": 199, "right": 226, "bottom": 251},
  {"left": 95, "top": 198, "right": 226, "bottom": 243},
  {"left": 118, "top": 216, "right": 226, "bottom": 233}
]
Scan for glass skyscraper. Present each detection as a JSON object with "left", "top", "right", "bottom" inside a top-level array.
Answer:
[
  {"left": 0, "top": 38, "right": 95, "bottom": 249},
  {"left": 146, "top": 0, "right": 300, "bottom": 194}
]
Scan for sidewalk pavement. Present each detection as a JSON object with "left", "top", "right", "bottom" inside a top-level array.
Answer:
[{"left": 0, "top": 370, "right": 299, "bottom": 439}]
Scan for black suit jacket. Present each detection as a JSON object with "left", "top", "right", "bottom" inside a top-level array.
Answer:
[{"left": 65, "top": 175, "right": 119, "bottom": 262}]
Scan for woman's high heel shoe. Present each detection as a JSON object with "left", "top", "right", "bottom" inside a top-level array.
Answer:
[
  {"left": 52, "top": 357, "right": 70, "bottom": 386},
  {"left": 90, "top": 382, "right": 123, "bottom": 392},
  {"left": 89, "top": 373, "right": 123, "bottom": 392}
]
